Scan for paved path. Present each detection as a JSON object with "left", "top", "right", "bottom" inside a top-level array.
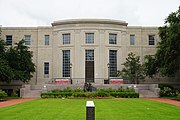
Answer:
[
  {"left": 0, "top": 98, "right": 36, "bottom": 108},
  {"left": 146, "top": 98, "right": 180, "bottom": 106}
]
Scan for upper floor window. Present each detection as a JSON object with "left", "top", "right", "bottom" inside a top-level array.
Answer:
[
  {"left": 6, "top": 35, "right": 12, "bottom": 45},
  {"left": 109, "top": 33, "right": 117, "bottom": 44},
  {"left": 148, "top": 35, "right": 155, "bottom": 45},
  {"left": 130, "top": 34, "right": 135, "bottom": 45},
  {"left": 63, "top": 33, "right": 70, "bottom": 44},
  {"left": 85, "top": 33, "right": 94, "bottom": 44},
  {"left": 45, "top": 35, "right": 49, "bottom": 45},
  {"left": 24, "top": 35, "right": 31, "bottom": 45}
]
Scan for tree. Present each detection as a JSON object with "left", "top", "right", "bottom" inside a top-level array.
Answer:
[
  {"left": 155, "top": 6, "right": 180, "bottom": 77},
  {"left": 118, "top": 52, "right": 145, "bottom": 84},
  {"left": 0, "top": 34, "right": 14, "bottom": 83},
  {"left": 6, "top": 40, "right": 35, "bottom": 83},
  {"left": 144, "top": 55, "right": 158, "bottom": 78},
  {"left": 0, "top": 38, "right": 35, "bottom": 83}
]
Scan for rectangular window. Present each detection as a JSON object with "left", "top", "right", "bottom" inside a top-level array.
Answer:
[
  {"left": 85, "top": 33, "right": 94, "bottom": 44},
  {"left": 45, "top": 35, "right": 49, "bottom": 45},
  {"left": 24, "top": 35, "right": 31, "bottom": 45},
  {"left": 148, "top": 35, "right": 155, "bottom": 45},
  {"left": 44, "top": 62, "right": 49, "bottom": 78},
  {"left": 85, "top": 50, "right": 94, "bottom": 61},
  {"left": 63, "top": 33, "right": 70, "bottom": 44},
  {"left": 109, "top": 50, "right": 117, "bottom": 77},
  {"left": 109, "top": 33, "right": 117, "bottom": 44},
  {"left": 62, "top": 50, "right": 70, "bottom": 77},
  {"left": 6, "top": 35, "right": 12, "bottom": 45},
  {"left": 130, "top": 34, "right": 135, "bottom": 45}
]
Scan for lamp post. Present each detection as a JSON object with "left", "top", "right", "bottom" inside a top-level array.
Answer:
[
  {"left": 0, "top": 25, "right": 2, "bottom": 38},
  {"left": 107, "top": 63, "right": 110, "bottom": 80},
  {"left": 70, "top": 63, "right": 72, "bottom": 84}
]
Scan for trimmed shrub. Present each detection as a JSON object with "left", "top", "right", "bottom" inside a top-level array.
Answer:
[
  {"left": 96, "top": 91, "right": 110, "bottom": 97},
  {"left": 41, "top": 92, "right": 73, "bottom": 98},
  {"left": 110, "top": 92, "right": 139, "bottom": 98},
  {"left": 73, "top": 92, "right": 87, "bottom": 98},
  {"left": 0, "top": 90, "right": 8, "bottom": 100}
]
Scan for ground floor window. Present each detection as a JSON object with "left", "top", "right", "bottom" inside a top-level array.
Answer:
[
  {"left": 109, "top": 50, "right": 117, "bottom": 77},
  {"left": 62, "top": 50, "right": 70, "bottom": 77}
]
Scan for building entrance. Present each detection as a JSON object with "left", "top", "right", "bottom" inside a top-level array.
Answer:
[{"left": 85, "top": 50, "right": 94, "bottom": 83}]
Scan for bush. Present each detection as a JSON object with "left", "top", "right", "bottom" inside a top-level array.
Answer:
[
  {"left": 73, "top": 92, "right": 87, "bottom": 98},
  {"left": 63, "top": 87, "right": 73, "bottom": 92},
  {"left": 41, "top": 88, "right": 139, "bottom": 98},
  {"left": 41, "top": 92, "right": 73, "bottom": 98},
  {"left": 160, "top": 87, "right": 175, "bottom": 97},
  {"left": 74, "top": 88, "right": 83, "bottom": 92},
  {"left": 0, "top": 90, "right": 8, "bottom": 100},
  {"left": 110, "top": 92, "right": 139, "bottom": 98},
  {"left": 96, "top": 91, "right": 110, "bottom": 97}
]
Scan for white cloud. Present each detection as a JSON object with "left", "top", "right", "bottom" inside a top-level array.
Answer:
[{"left": 0, "top": 0, "right": 179, "bottom": 26}]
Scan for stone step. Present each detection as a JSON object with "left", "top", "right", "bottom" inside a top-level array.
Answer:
[
  {"left": 139, "top": 90, "right": 158, "bottom": 98},
  {"left": 23, "top": 90, "right": 41, "bottom": 98}
]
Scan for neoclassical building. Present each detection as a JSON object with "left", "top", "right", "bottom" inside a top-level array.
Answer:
[{"left": 1, "top": 19, "right": 159, "bottom": 87}]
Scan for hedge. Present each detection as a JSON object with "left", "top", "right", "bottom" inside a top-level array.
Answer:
[
  {"left": 41, "top": 91, "right": 139, "bottom": 98},
  {"left": 110, "top": 92, "right": 139, "bottom": 98}
]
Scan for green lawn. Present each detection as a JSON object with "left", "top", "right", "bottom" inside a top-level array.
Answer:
[{"left": 0, "top": 99, "right": 180, "bottom": 120}]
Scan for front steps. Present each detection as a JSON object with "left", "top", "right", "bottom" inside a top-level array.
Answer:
[
  {"left": 20, "top": 84, "right": 160, "bottom": 98},
  {"left": 23, "top": 90, "right": 42, "bottom": 98},
  {"left": 139, "top": 90, "right": 158, "bottom": 98}
]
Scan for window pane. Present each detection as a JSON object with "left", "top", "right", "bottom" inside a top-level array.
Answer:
[
  {"left": 86, "top": 33, "right": 94, "bottom": 44},
  {"left": 44, "top": 62, "right": 49, "bottom": 78},
  {"left": 86, "top": 50, "right": 94, "bottom": 61},
  {"left": 149, "top": 35, "right": 155, "bottom": 45},
  {"left": 109, "top": 50, "right": 117, "bottom": 77},
  {"left": 109, "top": 33, "right": 117, "bottom": 44},
  {"left": 63, "top": 33, "right": 70, "bottom": 44},
  {"left": 62, "top": 50, "right": 70, "bottom": 77},
  {"left": 130, "top": 35, "right": 135, "bottom": 45},
  {"left": 45, "top": 35, "right": 49, "bottom": 45},
  {"left": 24, "top": 35, "right": 31, "bottom": 45},
  {"left": 6, "top": 35, "right": 12, "bottom": 45}
]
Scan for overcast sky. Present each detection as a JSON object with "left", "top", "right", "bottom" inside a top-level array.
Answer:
[{"left": 0, "top": 0, "right": 179, "bottom": 27}]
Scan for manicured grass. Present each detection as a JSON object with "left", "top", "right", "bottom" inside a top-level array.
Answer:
[{"left": 0, "top": 99, "right": 180, "bottom": 120}]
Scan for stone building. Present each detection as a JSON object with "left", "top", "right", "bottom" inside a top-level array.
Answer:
[{"left": 0, "top": 19, "right": 159, "bottom": 91}]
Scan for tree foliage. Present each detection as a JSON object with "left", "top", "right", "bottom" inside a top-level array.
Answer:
[
  {"left": 155, "top": 6, "right": 180, "bottom": 76},
  {"left": 0, "top": 38, "right": 35, "bottom": 83},
  {"left": 144, "top": 55, "right": 158, "bottom": 78},
  {"left": 118, "top": 52, "right": 145, "bottom": 84}
]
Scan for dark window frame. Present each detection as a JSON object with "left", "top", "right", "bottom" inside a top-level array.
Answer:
[
  {"left": 62, "top": 50, "right": 70, "bottom": 77},
  {"left": 85, "top": 33, "right": 94, "bottom": 44},
  {"left": 45, "top": 35, "right": 50, "bottom": 45},
  {"left": 109, "top": 50, "right": 117, "bottom": 77},
  {"left": 148, "top": 35, "right": 155, "bottom": 45},
  {"left": 63, "top": 33, "right": 70, "bottom": 44},
  {"left": 130, "top": 34, "right": 135, "bottom": 45},
  {"left": 109, "top": 33, "right": 117, "bottom": 44},
  {"left": 6, "top": 35, "right": 12, "bottom": 45}
]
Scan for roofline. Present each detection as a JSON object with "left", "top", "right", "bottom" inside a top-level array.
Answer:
[{"left": 52, "top": 19, "right": 128, "bottom": 26}]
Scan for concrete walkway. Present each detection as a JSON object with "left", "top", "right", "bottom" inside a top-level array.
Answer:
[{"left": 0, "top": 98, "right": 36, "bottom": 108}]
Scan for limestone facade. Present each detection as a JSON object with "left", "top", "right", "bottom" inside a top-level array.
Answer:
[{"left": 1, "top": 19, "right": 159, "bottom": 85}]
